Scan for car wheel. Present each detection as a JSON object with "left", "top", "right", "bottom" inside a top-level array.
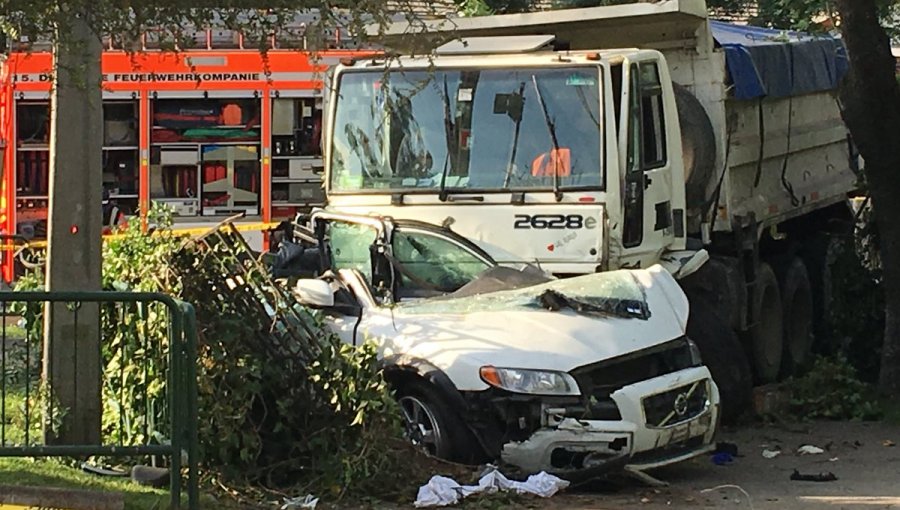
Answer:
[
  {"left": 686, "top": 292, "right": 753, "bottom": 424},
  {"left": 396, "top": 383, "right": 473, "bottom": 462}
]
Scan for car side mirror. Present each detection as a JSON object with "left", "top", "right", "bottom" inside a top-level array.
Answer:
[{"left": 294, "top": 279, "right": 334, "bottom": 308}]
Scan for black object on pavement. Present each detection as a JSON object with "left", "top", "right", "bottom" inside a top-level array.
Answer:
[
  {"left": 790, "top": 469, "right": 838, "bottom": 482},
  {"left": 715, "top": 442, "right": 740, "bottom": 457}
]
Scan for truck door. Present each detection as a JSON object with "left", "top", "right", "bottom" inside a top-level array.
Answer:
[{"left": 620, "top": 57, "right": 675, "bottom": 268}]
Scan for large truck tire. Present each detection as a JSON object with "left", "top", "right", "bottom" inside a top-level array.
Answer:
[
  {"left": 744, "top": 262, "right": 784, "bottom": 383},
  {"left": 685, "top": 292, "right": 753, "bottom": 423},
  {"left": 774, "top": 257, "right": 814, "bottom": 376},
  {"left": 679, "top": 256, "right": 744, "bottom": 331},
  {"left": 799, "top": 232, "right": 841, "bottom": 350},
  {"left": 674, "top": 83, "right": 717, "bottom": 209}
]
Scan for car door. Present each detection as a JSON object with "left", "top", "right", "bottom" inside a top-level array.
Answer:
[
  {"left": 619, "top": 56, "right": 676, "bottom": 269},
  {"left": 312, "top": 214, "right": 383, "bottom": 345},
  {"left": 325, "top": 269, "right": 379, "bottom": 346}
]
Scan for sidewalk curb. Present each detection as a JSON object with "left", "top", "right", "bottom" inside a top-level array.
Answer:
[{"left": 0, "top": 484, "right": 124, "bottom": 510}]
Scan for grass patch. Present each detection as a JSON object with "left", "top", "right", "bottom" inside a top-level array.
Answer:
[
  {"left": 0, "top": 457, "right": 171, "bottom": 510},
  {"left": 1, "top": 324, "right": 27, "bottom": 340},
  {"left": 2, "top": 388, "right": 42, "bottom": 446}
]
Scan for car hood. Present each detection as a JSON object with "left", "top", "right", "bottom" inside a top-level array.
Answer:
[{"left": 362, "top": 265, "right": 690, "bottom": 391}]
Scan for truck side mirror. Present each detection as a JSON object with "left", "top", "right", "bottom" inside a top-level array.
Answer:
[{"left": 294, "top": 279, "right": 335, "bottom": 308}]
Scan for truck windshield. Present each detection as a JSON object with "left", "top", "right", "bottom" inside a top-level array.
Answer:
[{"left": 329, "top": 67, "right": 602, "bottom": 193}]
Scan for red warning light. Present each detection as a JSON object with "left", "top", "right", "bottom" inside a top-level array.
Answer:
[{"left": 70, "top": 225, "right": 79, "bottom": 235}]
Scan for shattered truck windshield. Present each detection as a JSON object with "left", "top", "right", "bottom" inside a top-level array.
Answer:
[{"left": 329, "top": 67, "right": 603, "bottom": 193}]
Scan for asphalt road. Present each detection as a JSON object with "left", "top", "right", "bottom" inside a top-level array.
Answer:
[
  {"left": 330, "top": 420, "right": 900, "bottom": 509},
  {"left": 546, "top": 420, "right": 900, "bottom": 510}
]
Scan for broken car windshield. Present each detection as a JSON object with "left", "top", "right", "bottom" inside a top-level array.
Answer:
[
  {"left": 330, "top": 67, "right": 602, "bottom": 193},
  {"left": 396, "top": 270, "right": 650, "bottom": 320}
]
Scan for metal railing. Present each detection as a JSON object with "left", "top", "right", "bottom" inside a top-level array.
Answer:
[{"left": 0, "top": 291, "right": 198, "bottom": 509}]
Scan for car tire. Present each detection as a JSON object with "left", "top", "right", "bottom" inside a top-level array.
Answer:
[
  {"left": 743, "top": 262, "right": 784, "bottom": 384},
  {"left": 686, "top": 292, "right": 753, "bottom": 424},
  {"left": 396, "top": 382, "right": 476, "bottom": 463},
  {"left": 774, "top": 257, "right": 814, "bottom": 377}
]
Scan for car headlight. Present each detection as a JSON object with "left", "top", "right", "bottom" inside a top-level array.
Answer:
[
  {"left": 479, "top": 366, "right": 581, "bottom": 396},
  {"left": 686, "top": 337, "right": 703, "bottom": 365}
]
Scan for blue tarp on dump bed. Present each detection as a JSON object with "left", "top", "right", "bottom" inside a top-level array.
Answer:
[{"left": 710, "top": 20, "right": 849, "bottom": 101}]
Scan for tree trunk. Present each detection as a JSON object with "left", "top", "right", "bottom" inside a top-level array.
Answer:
[
  {"left": 43, "top": 9, "right": 104, "bottom": 444},
  {"left": 835, "top": 0, "right": 900, "bottom": 396}
]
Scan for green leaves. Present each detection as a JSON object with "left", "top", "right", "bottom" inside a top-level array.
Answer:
[
  {"left": 1, "top": 0, "right": 414, "bottom": 57},
  {"left": 13, "top": 202, "right": 420, "bottom": 502},
  {"left": 788, "top": 355, "right": 883, "bottom": 421}
]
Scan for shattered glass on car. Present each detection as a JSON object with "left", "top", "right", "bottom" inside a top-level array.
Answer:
[
  {"left": 397, "top": 270, "right": 650, "bottom": 320},
  {"left": 392, "top": 229, "right": 492, "bottom": 293},
  {"left": 328, "top": 222, "right": 377, "bottom": 281}
]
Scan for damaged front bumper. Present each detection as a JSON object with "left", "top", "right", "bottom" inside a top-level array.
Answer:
[{"left": 499, "top": 366, "right": 719, "bottom": 477}]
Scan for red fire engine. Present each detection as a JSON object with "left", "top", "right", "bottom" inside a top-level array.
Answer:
[{"left": 0, "top": 30, "right": 365, "bottom": 282}]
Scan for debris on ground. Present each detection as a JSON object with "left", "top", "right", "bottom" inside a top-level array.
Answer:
[
  {"left": 699, "top": 484, "right": 754, "bottom": 508},
  {"left": 623, "top": 467, "right": 670, "bottom": 487},
  {"left": 413, "top": 469, "right": 569, "bottom": 508},
  {"left": 80, "top": 462, "right": 127, "bottom": 477},
  {"left": 845, "top": 440, "right": 863, "bottom": 449},
  {"left": 790, "top": 470, "right": 838, "bottom": 482},
  {"left": 883, "top": 440, "right": 895, "bottom": 447},
  {"left": 762, "top": 449, "right": 781, "bottom": 459},
  {"left": 797, "top": 445, "right": 825, "bottom": 455},
  {"left": 281, "top": 494, "right": 319, "bottom": 509},
  {"left": 714, "top": 442, "right": 740, "bottom": 457},
  {"left": 711, "top": 453, "right": 734, "bottom": 466},
  {"left": 130, "top": 465, "right": 169, "bottom": 488}
]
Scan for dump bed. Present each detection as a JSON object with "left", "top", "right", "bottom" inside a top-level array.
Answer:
[{"left": 377, "top": 0, "right": 858, "bottom": 235}]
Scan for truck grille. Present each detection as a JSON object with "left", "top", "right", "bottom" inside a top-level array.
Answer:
[{"left": 642, "top": 380, "right": 709, "bottom": 428}]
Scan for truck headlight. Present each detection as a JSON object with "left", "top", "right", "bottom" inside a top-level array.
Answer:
[{"left": 479, "top": 366, "right": 581, "bottom": 396}]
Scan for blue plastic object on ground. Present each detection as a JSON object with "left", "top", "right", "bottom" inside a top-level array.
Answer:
[{"left": 712, "top": 452, "right": 735, "bottom": 466}]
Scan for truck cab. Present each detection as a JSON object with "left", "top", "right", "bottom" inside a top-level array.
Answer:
[{"left": 325, "top": 38, "right": 685, "bottom": 275}]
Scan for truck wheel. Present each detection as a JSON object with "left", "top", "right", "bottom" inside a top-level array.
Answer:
[
  {"left": 745, "top": 262, "right": 784, "bottom": 383},
  {"left": 800, "top": 233, "right": 841, "bottom": 350},
  {"left": 776, "top": 257, "right": 814, "bottom": 376},
  {"left": 686, "top": 293, "right": 753, "bottom": 423},
  {"left": 396, "top": 383, "right": 474, "bottom": 462}
]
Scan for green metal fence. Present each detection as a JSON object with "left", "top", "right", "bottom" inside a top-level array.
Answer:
[{"left": 0, "top": 291, "right": 198, "bottom": 509}]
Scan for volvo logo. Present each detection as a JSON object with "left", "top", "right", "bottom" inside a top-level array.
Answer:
[{"left": 673, "top": 392, "right": 690, "bottom": 417}]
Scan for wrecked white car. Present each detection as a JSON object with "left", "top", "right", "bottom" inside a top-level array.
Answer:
[{"left": 281, "top": 211, "right": 720, "bottom": 478}]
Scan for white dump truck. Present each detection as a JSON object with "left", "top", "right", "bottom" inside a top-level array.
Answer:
[{"left": 321, "top": 0, "right": 859, "bottom": 415}]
